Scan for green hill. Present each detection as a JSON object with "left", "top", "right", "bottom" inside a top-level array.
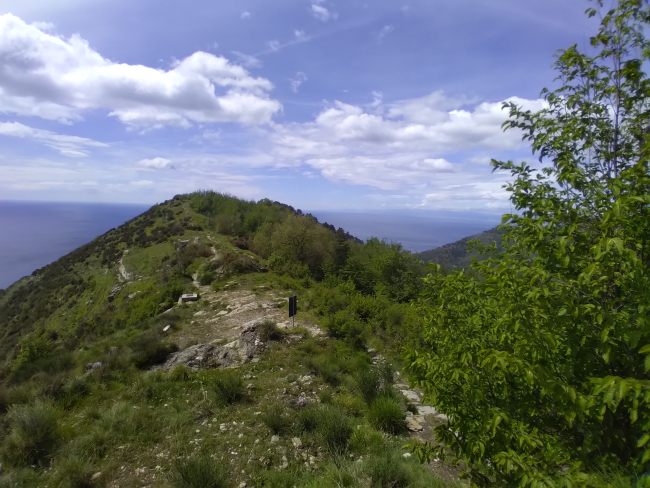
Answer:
[
  {"left": 416, "top": 227, "right": 503, "bottom": 270},
  {"left": 0, "top": 192, "right": 458, "bottom": 488}
]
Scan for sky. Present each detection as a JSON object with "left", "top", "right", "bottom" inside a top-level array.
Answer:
[{"left": 0, "top": 0, "right": 601, "bottom": 213}]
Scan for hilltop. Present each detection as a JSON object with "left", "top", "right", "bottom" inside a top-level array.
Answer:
[
  {"left": 416, "top": 227, "right": 503, "bottom": 270},
  {"left": 0, "top": 192, "right": 461, "bottom": 488}
]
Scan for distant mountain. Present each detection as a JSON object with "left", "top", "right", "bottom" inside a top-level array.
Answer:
[{"left": 416, "top": 227, "right": 503, "bottom": 270}]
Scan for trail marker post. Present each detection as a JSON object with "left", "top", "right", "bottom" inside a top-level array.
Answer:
[{"left": 289, "top": 295, "right": 297, "bottom": 327}]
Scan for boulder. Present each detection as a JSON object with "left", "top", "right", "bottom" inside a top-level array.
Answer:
[{"left": 158, "top": 344, "right": 240, "bottom": 371}]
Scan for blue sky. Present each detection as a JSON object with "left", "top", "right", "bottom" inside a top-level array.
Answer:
[{"left": 0, "top": 0, "right": 600, "bottom": 212}]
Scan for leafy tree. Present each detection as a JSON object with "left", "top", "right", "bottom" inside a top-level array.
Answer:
[{"left": 405, "top": 1, "right": 650, "bottom": 486}]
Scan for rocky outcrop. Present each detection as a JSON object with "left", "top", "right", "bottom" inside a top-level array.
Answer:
[
  {"left": 157, "top": 315, "right": 276, "bottom": 370},
  {"left": 158, "top": 344, "right": 240, "bottom": 370}
]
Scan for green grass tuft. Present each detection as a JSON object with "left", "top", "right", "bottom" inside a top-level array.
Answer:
[
  {"left": 367, "top": 396, "right": 406, "bottom": 435},
  {"left": 168, "top": 455, "right": 230, "bottom": 488},
  {"left": 1, "top": 401, "right": 60, "bottom": 467}
]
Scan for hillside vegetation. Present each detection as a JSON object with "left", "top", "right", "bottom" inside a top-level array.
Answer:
[
  {"left": 0, "top": 192, "right": 453, "bottom": 488},
  {"left": 415, "top": 228, "right": 503, "bottom": 271}
]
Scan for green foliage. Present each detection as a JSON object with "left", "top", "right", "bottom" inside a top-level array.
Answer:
[
  {"left": 261, "top": 403, "right": 290, "bottom": 435},
  {"left": 130, "top": 330, "right": 178, "bottom": 369},
  {"left": 257, "top": 319, "right": 282, "bottom": 342},
  {"left": 407, "top": 2, "right": 650, "bottom": 485},
  {"left": 168, "top": 455, "right": 230, "bottom": 488},
  {"left": 211, "top": 371, "right": 245, "bottom": 406},
  {"left": 367, "top": 396, "right": 406, "bottom": 435},
  {"left": 1, "top": 401, "right": 59, "bottom": 467},
  {"left": 316, "top": 404, "right": 353, "bottom": 454}
]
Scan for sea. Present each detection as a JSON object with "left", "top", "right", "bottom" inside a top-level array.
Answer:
[{"left": 0, "top": 201, "right": 500, "bottom": 290}]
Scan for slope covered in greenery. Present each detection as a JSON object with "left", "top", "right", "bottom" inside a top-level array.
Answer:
[
  {"left": 0, "top": 191, "right": 454, "bottom": 488},
  {"left": 415, "top": 227, "right": 503, "bottom": 270}
]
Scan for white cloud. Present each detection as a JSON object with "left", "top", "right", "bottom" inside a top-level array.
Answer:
[
  {"left": 289, "top": 72, "right": 307, "bottom": 93},
  {"left": 131, "top": 180, "right": 154, "bottom": 186},
  {"left": 267, "top": 40, "right": 281, "bottom": 52},
  {"left": 136, "top": 157, "right": 174, "bottom": 170},
  {"left": 0, "top": 121, "right": 108, "bottom": 157},
  {"left": 377, "top": 25, "right": 394, "bottom": 42},
  {"left": 268, "top": 91, "right": 545, "bottom": 194},
  {"left": 231, "top": 51, "right": 262, "bottom": 68},
  {"left": 241, "top": 11, "right": 250, "bottom": 19},
  {"left": 0, "top": 14, "right": 281, "bottom": 128},
  {"left": 294, "top": 30, "right": 307, "bottom": 41},
  {"left": 311, "top": 4, "right": 337, "bottom": 21}
]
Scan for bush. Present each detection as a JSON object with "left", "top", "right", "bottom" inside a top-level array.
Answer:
[
  {"left": 295, "top": 406, "right": 319, "bottom": 433},
  {"left": 1, "top": 401, "right": 59, "bottom": 467},
  {"left": 212, "top": 372, "right": 244, "bottom": 406},
  {"left": 130, "top": 331, "right": 178, "bottom": 369},
  {"left": 169, "top": 364, "right": 193, "bottom": 382},
  {"left": 356, "top": 368, "right": 381, "bottom": 404},
  {"left": 54, "top": 455, "right": 95, "bottom": 488},
  {"left": 199, "top": 270, "right": 216, "bottom": 286},
  {"left": 364, "top": 450, "right": 412, "bottom": 488},
  {"left": 367, "top": 396, "right": 406, "bottom": 435},
  {"left": 257, "top": 319, "right": 282, "bottom": 342},
  {"left": 168, "top": 455, "right": 230, "bottom": 488},
  {"left": 308, "top": 354, "right": 341, "bottom": 386},
  {"left": 317, "top": 405, "right": 352, "bottom": 454},
  {"left": 349, "top": 426, "right": 385, "bottom": 454},
  {"left": 262, "top": 403, "right": 290, "bottom": 435}
]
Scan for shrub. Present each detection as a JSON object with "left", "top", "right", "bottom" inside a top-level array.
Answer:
[
  {"left": 54, "top": 455, "right": 95, "bottom": 488},
  {"left": 168, "top": 455, "right": 230, "bottom": 488},
  {"left": 199, "top": 270, "right": 216, "bottom": 286},
  {"left": 295, "top": 406, "right": 319, "bottom": 433},
  {"left": 130, "top": 331, "right": 178, "bottom": 369},
  {"left": 308, "top": 354, "right": 341, "bottom": 386},
  {"left": 333, "top": 393, "right": 365, "bottom": 417},
  {"left": 356, "top": 368, "right": 381, "bottom": 404},
  {"left": 257, "top": 319, "right": 282, "bottom": 342},
  {"left": 169, "top": 364, "right": 193, "bottom": 382},
  {"left": 364, "top": 450, "right": 412, "bottom": 488},
  {"left": 212, "top": 372, "right": 244, "bottom": 406},
  {"left": 349, "top": 426, "right": 385, "bottom": 454},
  {"left": 317, "top": 405, "right": 352, "bottom": 454},
  {"left": 1, "top": 401, "right": 59, "bottom": 467},
  {"left": 262, "top": 403, "right": 290, "bottom": 435},
  {"left": 367, "top": 396, "right": 406, "bottom": 435}
]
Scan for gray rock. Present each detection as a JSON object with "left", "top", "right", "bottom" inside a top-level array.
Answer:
[
  {"left": 292, "top": 437, "right": 302, "bottom": 448},
  {"left": 162, "top": 325, "right": 171, "bottom": 333},
  {"left": 91, "top": 472, "right": 101, "bottom": 480},
  {"left": 158, "top": 344, "right": 240, "bottom": 371},
  {"left": 85, "top": 361, "right": 103, "bottom": 371},
  {"left": 238, "top": 317, "right": 275, "bottom": 359},
  {"left": 296, "top": 396, "right": 308, "bottom": 408},
  {"left": 271, "top": 435, "right": 280, "bottom": 444}
]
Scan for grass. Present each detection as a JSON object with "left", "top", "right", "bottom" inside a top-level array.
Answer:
[
  {"left": 261, "top": 403, "right": 290, "bottom": 435},
  {"left": 317, "top": 405, "right": 353, "bottom": 455},
  {"left": 168, "top": 455, "right": 230, "bottom": 488},
  {"left": 367, "top": 396, "right": 407, "bottom": 435},
  {"left": 211, "top": 371, "right": 245, "bottom": 405},
  {"left": 1, "top": 401, "right": 59, "bottom": 467}
]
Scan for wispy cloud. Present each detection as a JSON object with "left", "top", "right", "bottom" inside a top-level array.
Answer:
[
  {"left": 136, "top": 157, "right": 174, "bottom": 170},
  {"left": 377, "top": 24, "right": 394, "bottom": 42},
  {"left": 241, "top": 11, "right": 250, "bottom": 19},
  {"left": 289, "top": 72, "right": 308, "bottom": 93},
  {"left": 311, "top": 4, "right": 337, "bottom": 22},
  {"left": 231, "top": 51, "right": 262, "bottom": 68},
  {"left": 266, "top": 40, "right": 281, "bottom": 52},
  {"left": 0, "top": 121, "right": 108, "bottom": 157}
]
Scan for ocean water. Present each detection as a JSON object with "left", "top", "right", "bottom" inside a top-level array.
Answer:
[
  {"left": 310, "top": 210, "right": 501, "bottom": 253},
  {"left": 0, "top": 202, "right": 501, "bottom": 290},
  {"left": 0, "top": 201, "right": 149, "bottom": 289}
]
